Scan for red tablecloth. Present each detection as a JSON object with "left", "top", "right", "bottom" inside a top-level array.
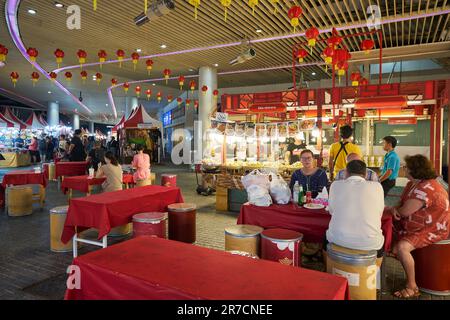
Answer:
[
  {"left": 65, "top": 236, "right": 349, "bottom": 300},
  {"left": 0, "top": 170, "right": 48, "bottom": 206},
  {"left": 237, "top": 203, "right": 393, "bottom": 252},
  {"left": 55, "top": 161, "right": 88, "bottom": 178},
  {"left": 61, "top": 186, "right": 184, "bottom": 243},
  {"left": 60, "top": 174, "right": 135, "bottom": 194}
]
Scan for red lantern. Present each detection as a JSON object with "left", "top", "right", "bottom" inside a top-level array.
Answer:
[
  {"left": 135, "top": 86, "right": 141, "bottom": 97},
  {"left": 111, "top": 78, "right": 118, "bottom": 86},
  {"left": 131, "top": 52, "right": 140, "bottom": 71},
  {"left": 201, "top": 85, "right": 208, "bottom": 96},
  {"left": 336, "top": 61, "right": 348, "bottom": 78},
  {"left": 361, "top": 39, "right": 375, "bottom": 54},
  {"left": 167, "top": 95, "right": 173, "bottom": 103},
  {"left": 98, "top": 50, "right": 107, "bottom": 68},
  {"left": 322, "top": 47, "right": 334, "bottom": 71},
  {"left": 189, "top": 80, "right": 196, "bottom": 93},
  {"left": 146, "top": 89, "right": 152, "bottom": 101},
  {"left": 359, "top": 78, "right": 369, "bottom": 87},
  {"left": 54, "top": 49, "right": 65, "bottom": 68},
  {"left": 178, "top": 75, "right": 185, "bottom": 90},
  {"left": 65, "top": 71, "right": 73, "bottom": 83},
  {"left": 177, "top": 97, "right": 183, "bottom": 106},
  {"left": 186, "top": 99, "right": 191, "bottom": 106},
  {"left": 157, "top": 92, "right": 162, "bottom": 103},
  {"left": 327, "top": 28, "right": 342, "bottom": 49},
  {"left": 10, "top": 72, "right": 19, "bottom": 87},
  {"left": 146, "top": 59, "right": 154, "bottom": 75},
  {"left": 116, "top": 49, "right": 125, "bottom": 68},
  {"left": 287, "top": 6, "right": 302, "bottom": 32},
  {"left": 77, "top": 49, "right": 87, "bottom": 68},
  {"left": 31, "top": 72, "right": 40, "bottom": 86},
  {"left": 296, "top": 48, "right": 308, "bottom": 63},
  {"left": 333, "top": 48, "right": 351, "bottom": 70},
  {"left": 350, "top": 71, "right": 361, "bottom": 87},
  {"left": 248, "top": 0, "right": 258, "bottom": 16},
  {"left": 0, "top": 45, "right": 8, "bottom": 62},
  {"left": 27, "top": 47, "right": 38, "bottom": 63},
  {"left": 213, "top": 89, "right": 219, "bottom": 103},
  {"left": 123, "top": 82, "right": 130, "bottom": 94},
  {"left": 49, "top": 72, "right": 58, "bottom": 82},
  {"left": 163, "top": 69, "right": 171, "bottom": 84},
  {"left": 80, "top": 70, "right": 88, "bottom": 83},
  {"left": 194, "top": 100, "right": 199, "bottom": 110},
  {"left": 95, "top": 72, "right": 102, "bottom": 85},
  {"left": 305, "top": 27, "right": 319, "bottom": 52}
]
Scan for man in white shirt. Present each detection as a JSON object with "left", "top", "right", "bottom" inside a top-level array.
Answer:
[{"left": 326, "top": 160, "right": 385, "bottom": 253}]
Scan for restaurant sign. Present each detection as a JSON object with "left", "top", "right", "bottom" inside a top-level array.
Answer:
[
  {"left": 388, "top": 118, "right": 417, "bottom": 125},
  {"left": 248, "top": 104, "right": 286, "bottom": 113}
]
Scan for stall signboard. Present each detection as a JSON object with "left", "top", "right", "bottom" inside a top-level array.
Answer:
[
  {"left": 388, "top": 118, "right": 417, "bottom": 125},
  {"left": 249, "top": 104, "right": 286, "bottom": 113},
  {"left": 138, "top": 123, "right": 158, "bottom": 129}
]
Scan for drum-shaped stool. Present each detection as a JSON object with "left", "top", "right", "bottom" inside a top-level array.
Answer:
[
  {"left": 326, "top": 243, "right": 378, "bottom": 300},
  {"left": 261, "top": 228, "right": 303, "bottom": 267},
  {"left": 132, "top": 212, "right": 167, "bottom": 238},
  {"left": 225, "top": 225, "right": 264, "bottom": 256},
  {"left": 7, "top": 185, "right": 33, "bottom": 217},
  {"left": 50, "top": 206, "right": 73, "bottom": 252},
  {"left": 161, "top": 174, "right": 177, "bottom": 187},
  {"left": 109, "top": 223, "right": 133, "bottom": 237},
  {"left": 168, "top": 203, "right": 196, "bottom": 243},
  {"left": 136, "top": 179, "right": 151, "bottom": 187},
  {"left": 412, "top": 238, "right": 450, "bottom": 296},
  {"left": 151, "top": 173, "right": 156, "bottom": 185},
  {"left": 228, "top": 251, "right": 260, "bottom": 259}
]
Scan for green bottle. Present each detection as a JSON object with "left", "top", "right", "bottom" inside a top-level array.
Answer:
[{"left": 298, "top": 185, "right": 304, "bottom": 205}]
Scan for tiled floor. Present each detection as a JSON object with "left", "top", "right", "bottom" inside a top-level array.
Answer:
[{"left": 0, "top": 163, "right": 448, "bottom": 300}]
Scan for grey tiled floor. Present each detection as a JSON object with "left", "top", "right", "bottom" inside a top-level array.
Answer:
[{"left": 0, "top": 164, "right": 448, "bottom": 300}]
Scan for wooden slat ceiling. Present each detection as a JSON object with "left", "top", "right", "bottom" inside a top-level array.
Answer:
[{"left": 0, "top": 0, "right": 449, "bottom": 119}]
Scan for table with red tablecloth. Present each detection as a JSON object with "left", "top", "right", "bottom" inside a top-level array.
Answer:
[
  {"left": 238, "top": 203, "right": 393, "bottom": 252},
  {"left": 0, "top": 170, "right": 48, "bottom": 206},
  {"left": 65, "top": 236, "right": 349, "bottom": 300},
  {"left": 61, "top": 185, "right": 184, "bottom": 244},
  {"left": 55, "top": 161, "right": 88, "bottom": 179},
  {"left": 60, "top": 174, "right": 135, "bottom": 195}
]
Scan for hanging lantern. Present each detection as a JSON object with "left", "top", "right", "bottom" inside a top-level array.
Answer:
[
  {"left": 146, "top": 59, "right": 154, "bottom": 75},
  {"left": 77, "top": 49, "right": 87, "bottom": 68},
  {"left": 188, "top": 0, "right": 200, "bottom": 20},
  {"left": 31, "top": 72, "right": 40, "bottom": 86},
  {"left": 163, "top": 69, "right": 171, "bottom": 84},
  {"left": 248, "top": 0, "right": 259, "bottom": 16},
  {"left": 287, "top": 6, "right": 302, "bottom": 32},
  {"left": 327, "top": 28, "right": 342, "bottom": 49},
  {"left": 135, "top": 86, "right": 141, "bottom": 97},
  {"left": 177, "top": 97, "right": 183, "bottom": 106},
  {"left": 296, "top": 48, "right": 308, "bottom": 63},
  {"left": 10, "top": 72, "right": 19, "bottom": 87},
  {"left": 178, "top": 75, "right": 185, "bottom": 90},
  {"left": 65, "top": 71, "right": 73, "bottom": 83},
  {"left": 27, "top": 47, "right": 38, "bottom": 65},
  {"left": 305, "top": 27, "right": 319, "bottom": 53},
  {"left": 167, "top": 95, "right": 173, "bottom": 103},
  {"left": 270, "top": 0, "right": 280, "bottom": 13},
  {"left": 194, "top": 100, "right": 199, "bottom": 110},
  {"left": 189, "top": 80, "right": 197, "bottom": 93},
  {"left": 80, "top": 70, "right": 88, "bottom": 84},
  {"left": 336, "top": 61, "right": 348, "bottom": 84},
  {"left": 131, "top": 52, "right": 140, "bottom": 71},
  {"left": 333, "top": 48, "right": 351, "bottom": 72},
  {"left": 95, "top": 72, "right": 102, "bottom": 85},
  {"left": 213, "top": 89, "right": 219, "bottom": 103},
  {"left": 220, "top": 0, "right": 232, "bottom": 21},
  {"left": 359, "top": 78, "right": 369, "bottom": 87},
  {"left": 54, "top": 49, "right": 65, "bottom": 68},
  {"left": 116, "top": 49, "right": 125, "bottom": 68},
  {"left": 49, "top": 72, "right": 58, "bottom": 82},
  {"left": 186, "top": 99, "right": 191, "bottom": 106},
  {"left": 0, "top": 45, "right": 8, "bottom": 62},
  {"left": 111, "top": 78, "right": 118, "bottom": 87},
  {"left": 322, "top": 47, "right": 334, "bottom": 72},
  {"left": 157, "top": 92, "right": 162, "bottom": 103},
  {"left": 201, "top": 85, "right": 208, "bottom": 96},
  {"left": 361, "top": 39, "right": 375, "bottom": 54},
  {"left": 98, "top": 50, "right": 107, "bottom": 69},
  {"left": 146, "top": 89, "right": 152, "bottom": 101},
  {"left": 350, "top": 71, "right": 361, "bottom": 87},
  {"left": 123, "top": 82, "right": 130, "bottom": 94}
]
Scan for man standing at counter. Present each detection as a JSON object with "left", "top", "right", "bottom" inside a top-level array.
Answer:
[{"left": 379, "top": 136, "right": 401, "bottom": 197}]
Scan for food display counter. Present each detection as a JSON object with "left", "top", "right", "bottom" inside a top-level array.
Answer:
[{"left": 0, "top": 150, "right": 31, "bottom": 168}]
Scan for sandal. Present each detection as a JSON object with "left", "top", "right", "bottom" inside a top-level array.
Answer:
[{"left": 394, "top": 287, "right": 420, "bottom": 299}]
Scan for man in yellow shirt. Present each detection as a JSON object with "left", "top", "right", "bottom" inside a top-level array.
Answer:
[{"left": 328, "top": 125, "right": 362, "bottom": 180}]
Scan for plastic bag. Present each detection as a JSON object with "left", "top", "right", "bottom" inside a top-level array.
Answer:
[
  {"left": 269, "top": 174, "right": 291, "bottom": 205},
  {"left": 246, "top": 185, "right": 273, "bottom": 207},
  {"left": 241, "top": 169, "right": 270, "bottom": 190}
]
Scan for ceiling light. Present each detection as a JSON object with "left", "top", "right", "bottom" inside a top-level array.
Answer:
[
  {"left": 214, "top": 63, "right": 219, "bottom": 67},
  {"left": 152, "top": 83, "right": 156, "bottom": 86},
  {"left": 27, "top": 9, "right": 37, "bottom": 15},
  {"left": 312, "top": 72, "right": 316, "bottom": 76},
  {"left": 256, "top": 29, "right": 263, "bottom": 33},
  {"left": 48, "top": 91, "right": 52, "bottom": 94},
  {"left": 136, "top": 48, "right": 142, "bottom": 53},
  {"left": 189, "top": 68, "right": 194, "bottom": 72},
  {"left": 54, "top": 2, "right": 64, "bottom": 8},
  {"left": 106, "top": 104, "right": 109, "bottom": 106},
  {"left": 160, "top": 44, "right": 167, "bottom": 49}
]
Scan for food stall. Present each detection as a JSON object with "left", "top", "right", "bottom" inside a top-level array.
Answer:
[{"left": 0, "top": 112, "right": 30, "bottom": 168}]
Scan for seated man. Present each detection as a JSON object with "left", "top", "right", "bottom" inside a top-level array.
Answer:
[
  {"left": 326, "top": 160, "right": 385, "bottom": 255},
  {"left": 334, "top": 153, "right": 379, "bottom": 182}
]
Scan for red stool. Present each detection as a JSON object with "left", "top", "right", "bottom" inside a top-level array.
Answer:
[
  {"left": 161, "top": 174, "right": 177, "bottom": 187},
  {"left": 132, "top": 212, "right": 167, "bottom": 239},
  {"left": 261, "top": 228, "right": 303, "bottom": 267},
  {"left": 168, "top": 203, "right": 196, "bottom": 243}
]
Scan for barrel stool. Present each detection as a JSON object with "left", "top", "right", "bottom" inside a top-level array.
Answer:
[
  {"left": 136, "top": 179, "right": 151, "bottom": 187},
  {"left": 412, "top": 237, "right": 450, "bottom": 296},
  {"left": 6, "top": 185, "right": 33, "bottom": 217},
  {"left": 23, "top": 184, "right": 45, "bottom": 209},
  {"left": 132, "top": 212, "right": 167, "bottom": 238},
  {"left": 261, "top": 228, "right": 303, "bottom": 267},
  {"left": 225, "top": 225, "right": 264, "bottom": 257},
  {"left": 326, "top": 243, "right": 378, "bottom": 300},
  {"left": 161, "top": 174, "right": 177, "bottom": 187},
  {"left": 228, "top": 251, "right": 260, "bottom": 259},
  {"left": 50, "top": 206, "right": 73, "bottom": 252},
  {"left": 168, "top": 203, "right": 196, "bottom": 243},
  {"left": 109, "top": 223, "right": 133, "bottom": 237},
  {"left": 151, "top": 173, "right": 156, "bottom": 185}
]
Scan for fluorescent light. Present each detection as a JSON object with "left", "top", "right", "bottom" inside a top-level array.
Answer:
[
  {"left": 136, "top": 48, "right": 142, "bottom": 53},
  {"left": 27, "top": 9, "right": 37, "bottom": 14},
  {"left": 256, "top": 29, "right": 263, "bottom": 33},
  {"left": 54, "top": 2, "right": 64, "bottom": 8},
  {"left": 311, "top": 72, "right": 316, "bottom": 76},
  {"left": 160, "top": 44, "right": 167, "bottom": 49}
]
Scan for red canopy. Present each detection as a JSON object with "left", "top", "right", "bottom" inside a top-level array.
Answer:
[
  {"left": 112, "top": 115, "right": 125, "bottom": 133},
  {"left": 0, "top": 113, "right": 14, "bottom": 128},
  {"left": 122, "top": 105, "right": 161, "bottom": 129},
  {"left": 2, "top": 107, "right": 28, "bottom": 129},
  {"left": 25, "top": 112, "right": 45, "bottom": 130}
]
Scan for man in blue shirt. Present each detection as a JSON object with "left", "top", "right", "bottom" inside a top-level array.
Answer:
[{"left": 379, "top": 136, "right": 401, "bottom": 197}]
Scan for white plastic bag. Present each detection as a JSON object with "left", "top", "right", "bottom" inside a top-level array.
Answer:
[
  {"left": 269, "top": 174, "right": 291, "bottom": 205},
  {"left": 241, "top": 169, "right": 270, "bottom": 190},
  {"left": 246, "top": 185, "right": 273, "bottom": 207}
]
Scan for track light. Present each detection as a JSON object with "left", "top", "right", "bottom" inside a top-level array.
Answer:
[{"left": 134, "top": 0, "right": 175, "bottom": 27}]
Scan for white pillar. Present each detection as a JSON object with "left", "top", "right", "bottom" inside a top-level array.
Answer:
[
  {"left": 199, "top": 66, "right": 218, "bottom": 143},
  {"left": 47, "top": 102, "right": 59, "bottom": 127},
  {"left": 73, "top": 114, "right": 80, "bottom": 130},
  {"left": 89, "top": 121, "right": 95, "bottom": 133}
]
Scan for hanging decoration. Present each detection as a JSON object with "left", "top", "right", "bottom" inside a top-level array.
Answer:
[
  {"left": 178, "top": 75, "right": 185, "bottom": 90},
  {"left": 194, "top": 100, "right": 199, "bottom": 110},
  {"left": 93, "top": 0, "right": 97, "bottom": 11},
  {"left": 111, "top": 78, "right": 118, "bottom": 87},
  {"left": 248, "top": 0, "right": 259, "bottom": 16},
  {"left": 270, "top": 0, "right": 280, "bottom": 14},
  {"left": 189, "top": 80, "right": 196, "bottom": 93},
  {"left": 95, "top": 72, "right": 102, "bottom": 85},
  {"left": 220, "top": 0, "right": 232, "bottom": 21},
  {"left": 167, "top": 95, "right": 173, "bottom": 103},
  {"left": 213, "top": 89, "right": 219, "bottom": 103},
  {"left": 98, "top": 50, "right": 107, "bottom": 69},
  {"left": 333, "top": 48, "right": 351, "bottom": 70},
  {"left": 350, "top": 71, "right": 361, "bottom": 86},
  {"left": 188, "top": 0, "right": 200, "bottom": 20},
  {"left": 359, "top": 78, "right": 369, "bottom": 86},
  {"left": 10, "top": 72, "right": 19, "bottom": 87},
  {"left": 131, "top": 52, "right": 140, "bottom": 71},
  {"left": 80, "top": 70, "right": 88, "bottom": 84},
  {"left": 27, "top": 47, "right": 39, "bottom": 64},
  {"left": 287, "top": 6, "right": 302, "bottom": 33},
  {"left": 116, "top": 49, "right": 125, "bottom": 68},
  {"left": 163, "top": 68, "right": 171, "bottom": 84},
  {"left": 31, "top": 72, "right": 40, "bottom": 87},
  {"left": 361, "top": 39, "right": 375, "bottom": 54},
  {"left": 77, "top": 49, "right": 87, "bottom": 68},
  {"left": 135, "top": 86, "right": 141, "bottom": 97},
  {"left": 65, "top": 71, "right": 73, "bottom": 83},
  {"left": 146, "top": 59, "right": 154, "bottom": 75},
  {"left": 49, "top": 72, "right": 58, "bottom": 83},
  {"left": 123, "top": 82, "right": 130, "bottom": 94},
  {"left": 0, "top": 44, "right": 8, "bottom": 62},
  {"left": 322, "top": 47, "right": 334, "bottom": 72},
  {"left": 146, "top": 89, "right": 152, "bottom": 101},
  {"left": 186, "top": 99, "right": 191, "bottom": 107},
  {"left": 177, "top": 97, "right": 183, "bottom": 106},
  {"left": 157, "top": 92, "right": 162, "bottom": 103},
  {"left": 336, "top": 61, "right": 348, "bottom": 83},
  {"left": 201, "top": 85, "right": 208, "bottom": 96},
  {"left": 144, "top": 0, "right": 148, "bottom": 14},
  {"left": 54, "top": 49, "right": 65, "bottom": 68},
  {"left": 305, "top": 27, "right": 319, "bottom": 53},
  {"left": 296, "top": 48, "right": 308, "bottom": 63}
]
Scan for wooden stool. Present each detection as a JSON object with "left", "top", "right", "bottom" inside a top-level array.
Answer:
[
  {"left": 168, "top": 203, "right": 196, "bottom": 243},
  {"left": 260, "top": 228, "right": 303, "bottom": 267},
  {"left": 326, "top": 243, "right": 378, "bottom": 300},
  {"left": 109, "top": 223, "right": 133, "bottom": 237},
  {"left": 225, "top": 225, "right": 264, "bottom": 257},
  {"left": 6, "top": 185, "right": 33, "bottom": 217},
  {"left": 50, "top": 206, "right": 73, "bottom": 252}
]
